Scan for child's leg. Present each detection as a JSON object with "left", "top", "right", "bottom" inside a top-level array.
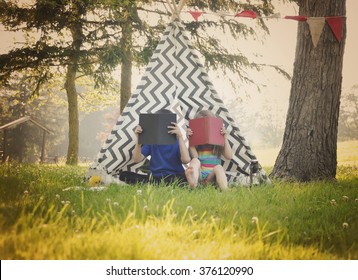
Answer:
[
  {"left": 185, "top": 158, "right": 201, "bottom": 188},
  {"left": 205, "top": 165, "right": 229, "bottom": 191}
]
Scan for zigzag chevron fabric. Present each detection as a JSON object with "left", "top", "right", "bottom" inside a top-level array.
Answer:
[{"left": 89, "top": 20, "right": 263, "bottom": 185}]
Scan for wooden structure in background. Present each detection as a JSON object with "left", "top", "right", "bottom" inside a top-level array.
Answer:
[{"left": 0, "top": 116, "right": 53, "bottom": 163}]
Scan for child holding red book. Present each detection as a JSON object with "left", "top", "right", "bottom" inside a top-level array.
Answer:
[{"left": 185, "top": 110, "right": 233, "bottom": 191}]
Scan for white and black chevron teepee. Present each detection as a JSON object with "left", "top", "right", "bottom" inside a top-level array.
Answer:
[{"left": 87, "top": 19, "right": 267, "bottom": 185}]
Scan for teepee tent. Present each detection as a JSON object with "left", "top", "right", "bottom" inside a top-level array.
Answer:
[{"left": 87, "top": 6, "right": 268, "bottom": 186}]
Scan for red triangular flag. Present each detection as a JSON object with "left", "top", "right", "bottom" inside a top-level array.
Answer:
[
  {"left": 188, "top": 11, "right": 204, "bottom": 22},
  {"left": 235, "top": 10, "right": 257, "bottom": 19},
  {"left": 284, "top": 15, "right": 307, "bottom": 22},
  {"left": 326, "top": 17, "right": 344, "bottom": 42}
]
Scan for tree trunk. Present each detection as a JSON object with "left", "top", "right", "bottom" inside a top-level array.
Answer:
[
  {"left": 65, "top": 62, "right": 79, "bottom": 165},
  {"left": 65, "top": 6, "right": 83, "bottom": 165},
  {"left": 119, "top": 10, "right": 133, "bottom": 112},
  {"left": 270, "top": 0, "right": 346, "bottom": 181}
]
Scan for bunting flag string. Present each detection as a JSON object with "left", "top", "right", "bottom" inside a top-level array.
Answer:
[
  {"left": 188, "top": 11, "right": 205, "bottom": 22},
  {"left": 326, "top": 17, "right": 344, "bottom": 43},
  {"left": 235, "top": 10, "right": 257, "bottom": 19},
  {"left": 307, "top": 17, "right": 326, "bottom": 47},
  {"left": 187, "top": 9, "right": 345, "bottom": 47},
  {"left": 284, "top": 15, "right": 307, "bottom": 21}
]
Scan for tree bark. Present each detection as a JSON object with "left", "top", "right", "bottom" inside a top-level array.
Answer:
[
  {"left": 65, "top": 62, "right": 79, "bottom": 165},
  {"left": 65, "top": 6, "right": 83, "bottom": 165},
  {"left": 119, "top": 13, "right": 133, "bottom": 113},
  {"left": 270, "top": 0, "right": 346, "bottom": 181}
]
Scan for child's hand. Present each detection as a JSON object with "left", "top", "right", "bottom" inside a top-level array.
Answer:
[
  {"left": 135, "top": 125, "right": 143, "bottom": 136},
  {"left": 186, "top": 127, "right": 193, "bottom": 138},
  {"left": 168, "top": 122, "right": 182, "bottom": 138},
  {"left": 221, "top": 127, "right": 228, "bottom": 137}
]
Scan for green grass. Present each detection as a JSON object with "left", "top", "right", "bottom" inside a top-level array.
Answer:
[{"left": 0, "top": 161, "right": 357, "bottom": 260}]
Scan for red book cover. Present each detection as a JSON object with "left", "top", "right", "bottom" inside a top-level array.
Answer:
[{"left": 189, "top": 116, "right": 224, "bottom": 146}]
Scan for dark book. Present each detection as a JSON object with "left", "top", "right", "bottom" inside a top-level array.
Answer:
[
  {"left": 138, "top": 113, "right": 177, "bottom": 145},
  {"left": 189, "top": 116, "right": 224, "bottom": 146}
]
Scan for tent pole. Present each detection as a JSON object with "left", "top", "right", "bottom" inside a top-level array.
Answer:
[
  {"left": 177, "top": 0, "right": 186, "bottom": 15},
  {"left": 168, "top": 0, "right": 185, "bottom": 20},
  {"left": 165, "top": 0, "right": 175, "bottom": 14},
  {"left": 170, "top": 0, "right": 179, "bottom": 19}
]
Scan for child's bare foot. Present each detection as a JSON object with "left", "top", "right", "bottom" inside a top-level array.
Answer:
[{"left": 185, "top": 167, "right": 198, "bottom": 188}]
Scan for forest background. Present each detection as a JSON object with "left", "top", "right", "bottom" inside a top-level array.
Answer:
[{"left": 0, "top": 0, "right": 357, "bottom": 165}]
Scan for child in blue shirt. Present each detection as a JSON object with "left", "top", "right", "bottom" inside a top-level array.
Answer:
[{"left": 121, "top": 109, "right": 191, "bottom": 185}]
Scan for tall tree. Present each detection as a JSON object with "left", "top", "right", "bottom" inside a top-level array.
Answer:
[
  {"left": 65, "top": 1, "right": 84, "bottom": 164},
  {"left": 0, "top": 0, "right": 132, "bottom": 164},
  {"left": 119, "top": 2, "right": 134, "bottom": 112},
  {"left": 1, "top": 0, "right": 284, "bottom": 164},
  {"left": 271, "top": 0, "right": 347, "bottom": 181}
]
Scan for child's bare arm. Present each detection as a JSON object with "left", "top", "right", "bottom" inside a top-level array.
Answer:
[
  {"left": 132, "top": 125, "right": 145, "bottom": 162},
  {"left": 221, "top": 127, "right": 233, "bottom": 160},
  {"left": 186, "top": 127, "right": 198, "bottom": 158},
  {"left": 189, "top": 146, "right": 198, "bottom": 158},
  {"left": 168, "top": 122, "right": 191, "bottom": 164}
]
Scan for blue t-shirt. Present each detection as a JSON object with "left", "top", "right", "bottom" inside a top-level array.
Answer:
[{"left": 141, "top": 141, "right": 185, "bottom": 177}]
